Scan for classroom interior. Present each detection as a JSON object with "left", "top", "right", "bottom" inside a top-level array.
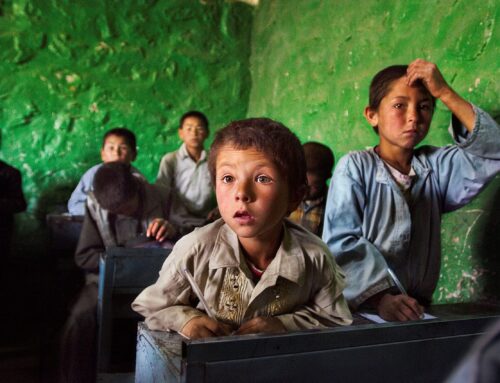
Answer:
[{"left": 0, "top": 0, "right": 499, "bottom": 382}]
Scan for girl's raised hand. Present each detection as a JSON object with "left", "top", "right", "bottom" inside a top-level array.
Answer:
[{"left": 406, "top": 59, "right": 451, "bottom": 99}]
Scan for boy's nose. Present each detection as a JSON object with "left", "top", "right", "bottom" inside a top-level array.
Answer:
[
  {"left": 407, "top": 106, "right": 420, "bottom": 123},
  {"left": 235, "top": 181, "right": 252, "bottom": 202}
]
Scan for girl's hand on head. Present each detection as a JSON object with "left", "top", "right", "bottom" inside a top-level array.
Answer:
[
  {"left": 406, "top": 59, "right": 452, "bottom": 100},
  {"left": 146, "top": 218, "right": 176, "bottom": 241},
  {"left": 234, "top": 316, "right": 286, "bottom": 335},
  {"left": 377, "top": 293, "right": 424, "bottom": 322},
  {"left": 180, "top": 315, "right": 233, "bottom": 339}
]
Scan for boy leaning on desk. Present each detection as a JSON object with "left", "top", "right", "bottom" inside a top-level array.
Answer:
[{"left": 132, "top": 118, "right": 352, "bottom": 339}]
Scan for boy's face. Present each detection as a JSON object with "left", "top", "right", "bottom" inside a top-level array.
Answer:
[
  {"left": 101, "top": 134, "right": 136, "bottom": 163},
  {"left": 364, "top": 76, "right": 434, "bottom": 152},
  {"left": 305, "top": 172, "right": 327, "bottom": 201},
  {"left": 178, "top": 117, "right": 208, "bottom": 151},
  {"left": 215, "top": 146, "right": 298, "bottom": 245}
]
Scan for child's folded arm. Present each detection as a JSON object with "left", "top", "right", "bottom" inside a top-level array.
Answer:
[
  {"left": 430, "top": 106, "right": 500, "bottom": 213},
  {"left": 132, "top": 236, "right": 209, "bottom": 332},
  {"left": 74, "top": 206, "right": 105, "bottom": 273}
]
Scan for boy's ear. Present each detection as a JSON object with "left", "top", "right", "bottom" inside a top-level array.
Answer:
[{"left": 364, "top": 106, "right": 379, "bottom": 128}]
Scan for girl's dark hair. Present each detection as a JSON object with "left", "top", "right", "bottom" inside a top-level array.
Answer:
[
  {"left": 180, "top": 110, "right": 209, "bottom": 133},
  {"left": 93, "top": 162, "right": 139, "bottom": 213},
  {"left": 208, "top": 118, "right": 307, "bottom": 193},
  {"left": 369, "top": 65, "right": 436, "bottom": 110}
]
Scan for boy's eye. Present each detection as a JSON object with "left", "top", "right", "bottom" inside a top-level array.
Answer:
[
  {"left": 393, "top": 103, "right": 404, "bottom": 109},
  {"left": 419, "top": 103, "right": 432, "bottom": 111},
  {"left": 221, "top": 175, "right": 234, "bottom": 184},
  {"left": 256, "top": 175, "right": 272, "bottom": 184}
]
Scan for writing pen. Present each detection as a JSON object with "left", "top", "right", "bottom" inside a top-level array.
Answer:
[
  {"left": 182, "top": 268, "right": 216, "bottom": 319},
  {"left": 387, "top": 267, "right": 424, "bottom": 319},
  {"left": 387, "top": 267, "right": 408, "bottom": 295}
]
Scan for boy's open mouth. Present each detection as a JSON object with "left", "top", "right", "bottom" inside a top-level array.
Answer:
[{"left": 233, "top": 210, "right": 254, "bottom": 223}]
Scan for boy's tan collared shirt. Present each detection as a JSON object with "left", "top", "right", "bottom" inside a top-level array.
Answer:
[{"left": 132, "top": 219, "right": 352, "bottom": 332}]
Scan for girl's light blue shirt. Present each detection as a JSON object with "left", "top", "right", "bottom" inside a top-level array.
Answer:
[{"left": 322, "top": 106, "right": 500, "bottom": 308}]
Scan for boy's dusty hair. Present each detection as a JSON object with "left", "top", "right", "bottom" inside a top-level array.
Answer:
[
  {"left": 208, "top": 118, "right": 307, "bottom": 192},
  {"left": 303, "top": 142, "right": 335, "bottom": 180},
  {"left": 180, "top": 110, "right": 209, "bottom": 134},
  {"left": 93, "top": 162, "right": 140, "bottom": 213},
  {"left": 102, "top": 127, "right": 137, "bottom": 153}
]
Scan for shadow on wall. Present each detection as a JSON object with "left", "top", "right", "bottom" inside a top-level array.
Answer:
[
  {"left": 477, "top": 177, "right": 500, "bottom": 302},
  {"left": 34, "top": 182, "right": 75, "bottom": 219}
]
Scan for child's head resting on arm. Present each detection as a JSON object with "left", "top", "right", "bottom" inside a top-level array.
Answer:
[
  {"left": 100, "top": 127, "right": 137, "bottom": 164},
  {"left": 93, "top": 162, "right": 141, "bottom": 216}
]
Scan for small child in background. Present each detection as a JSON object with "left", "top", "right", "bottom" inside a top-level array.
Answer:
[
  {"left": 289, "top": 142, "right": 334, "bottom": 236},
  {"left": 155, "top": 111, "right": 217, "bottom": 238},
  {"left": 60, "top": 162, "right": 171, "bottom": 383},
  {"left": 322, "top": 59, "right": 500, "bottom": 322},
  {"left": 67, "top": 127, "right": 144, "bottom": 216},
  {"left": 133, "top": 118, "right": 352, "bottom": 339}
]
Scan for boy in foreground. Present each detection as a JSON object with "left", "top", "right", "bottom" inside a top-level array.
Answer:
[{"left": 133, "top": 118, "right": 351, "bottom": 339}]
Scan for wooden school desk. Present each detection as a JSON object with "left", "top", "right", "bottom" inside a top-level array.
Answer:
[{"left": 134, "top": 302, "right": 500, "bottom": 383}]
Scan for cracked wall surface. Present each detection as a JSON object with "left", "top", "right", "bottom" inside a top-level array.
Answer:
[
  {"left": 0, "top": 0, "right": 253, "bottom": 254},
  {"left": 248, "top": 0, "right": 500, "bottom": 303}
]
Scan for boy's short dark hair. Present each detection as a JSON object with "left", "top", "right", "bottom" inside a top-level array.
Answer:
[
  {"left": 208, "top": 118, "right": 307, "bottom": 193},
  {"left": 102, "top": 127, "right": 137, "bottom": 153},
  {"left": 93, "top": 162, "right": 140, "bottom": 213},
  {"left": 303, "top": 142, "right": 335, "bottom": 180},
  {"left": 179, "top": 111, "right": 209, "bottom": 134}
]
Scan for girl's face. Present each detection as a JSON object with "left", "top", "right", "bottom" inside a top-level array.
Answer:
[{"left": 364, "top": 76, "right": 434, "bottom": 152}]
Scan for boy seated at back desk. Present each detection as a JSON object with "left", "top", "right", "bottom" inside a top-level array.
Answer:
[
  {"left": 67, "top": 127, "right": 144, "bottom": 216},
  {"left": 155, "top": 111, "right": 218, "bottom": 238},
  {"left": 289, "top": 142, "right": 334, "bottom": 236},
  {"left": 132, "top": 118, "right": 352, "bottom": 339},
  {"left": 60, "top": 162, "right": 173, "bottom": 383}
]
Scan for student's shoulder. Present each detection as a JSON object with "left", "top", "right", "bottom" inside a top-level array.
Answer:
[
  {"left": 81, "top": 163, "right": 102, "bottom": 178},
  {"left": 159, "top": 150, "right": 178, "bottom": 164},
  {"left": 285, "top": 219, "right": 331, "bottom": 257},
  {"left": 335, "top": 149, "right": 378, "bottom": 177},
  {"left": 172, "top": 219, "right": 226, "bottom": 256}
]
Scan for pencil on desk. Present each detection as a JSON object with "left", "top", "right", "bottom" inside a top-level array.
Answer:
[{"left": 182, "top": 268, "right": 216, "bottom": 319}]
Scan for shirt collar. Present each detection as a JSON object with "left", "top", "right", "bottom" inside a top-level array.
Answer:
[
  {"left": 371, "top": 147, "right": 430, "bottom": 184},
  {"left": 208, "top": 221, "right": 305, "bottom": 286},
  {"left": 178, "top": 143, "right": 207, "bottom": 162}
]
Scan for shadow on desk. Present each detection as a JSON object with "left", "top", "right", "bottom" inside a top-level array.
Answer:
[{"left": 136, "top": 302, "right": 500, "bottom": 383}]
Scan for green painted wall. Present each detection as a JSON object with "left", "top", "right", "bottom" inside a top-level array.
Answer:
[
  {"left": 248, "top": 0, "right": 499, "bottom": 303},
  {"left": 0, "top": 0, "right": 253, "bottom": 255},
  {"left": 2, "top": 0, "right": 498, "bottom": 304}
]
